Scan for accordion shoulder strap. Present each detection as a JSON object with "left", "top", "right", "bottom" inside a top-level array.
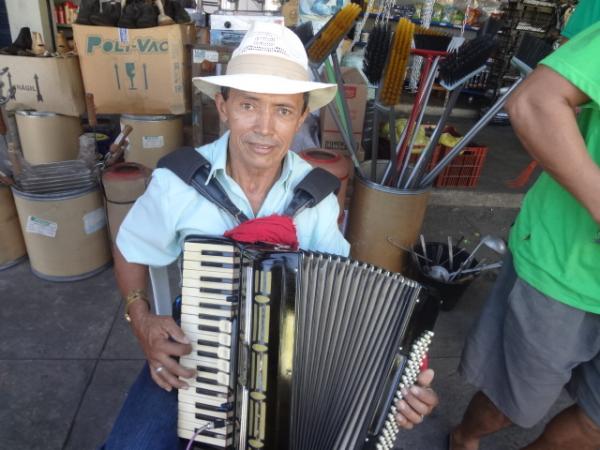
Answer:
[
  {"left": 157, "top": 146, "right": 340, "bottom": 222},
  {"left": 157, "top": 147, "right": 250, "bottom": 223}
]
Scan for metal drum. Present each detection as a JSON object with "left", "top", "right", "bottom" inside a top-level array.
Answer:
[
  {"left": 121, "top": 114, "right": 183, "bottom": 169},
  {"left": 11, "top": 185, "right": 112, "bottom": 281},
  {"left": 15, "top": 111, "right": 82, "bottom": 164},
  {"left": 0, "top": 186, "right": 27, "bottom": 270},
  {"left": 346, "top": 160, "right": 430, "bottom": 274}
]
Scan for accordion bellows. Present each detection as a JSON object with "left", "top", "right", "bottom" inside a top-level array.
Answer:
[{"left": 177, "top": 236, "right": 438, "bottom": 449}]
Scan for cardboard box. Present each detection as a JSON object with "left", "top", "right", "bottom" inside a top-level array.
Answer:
[
  {"left": 73, "top": 23, "right": 194, "bottom": 115},
  {"left": 0, "top": 55, "right": 86, "bottom": 117},
  {"left": 320, "top": 67, "right": 367, "bottom": 153}
]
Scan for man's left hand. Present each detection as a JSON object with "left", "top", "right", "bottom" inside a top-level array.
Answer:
[{"left": 394, "top": 368, "right": 439, "bottom": 429}]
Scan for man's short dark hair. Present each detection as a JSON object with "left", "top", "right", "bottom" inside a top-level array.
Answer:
[{"left": 220, "top": 87, "right": 309, "bottom": 113}]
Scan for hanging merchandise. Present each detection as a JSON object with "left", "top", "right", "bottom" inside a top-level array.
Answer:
[{"left": 408, "top": 0, "right": 436, "bottom": 92}]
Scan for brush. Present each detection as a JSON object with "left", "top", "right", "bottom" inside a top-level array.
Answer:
[
  {"left": 363, "top": 22, "right": 392, "bottom": 85},
  {"left": 403, "top": 36, "right": 497, "bottom": 189},
  {"left": 379, "top": 18, "right": 414, "bottom": 107},
  {"left": 306, "top": 3, "right": 363, "bottom": 176},
  {"left": 306, "top": 3, "right": 361, "bottom": 65},
  {"left": 419, "top": 34, "right": 553, "bottom": 188},
  {"left": 387, "top": 31, "right": 451, "bottom": 186}
]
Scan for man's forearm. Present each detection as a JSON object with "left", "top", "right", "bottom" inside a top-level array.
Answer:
[
  {"left": 113, "top": 245, "right": 151, "bottom": 321},
  {"left": 506, "top": 67, "right": 600, "bottom": 222}
]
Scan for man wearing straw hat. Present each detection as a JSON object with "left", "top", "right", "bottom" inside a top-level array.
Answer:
[{"left": 103, "top": 22, "right": 438, "bottom": 448}]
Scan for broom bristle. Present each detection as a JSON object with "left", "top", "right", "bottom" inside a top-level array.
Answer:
[
  {"left": 306, "top": 3, "right": 361, "bottom": 64},
  {"left": 513, "top": 33, "right": 553, "bottom": 72},
  {"left": 413, "top": 33, "right": 452, "bottom": 52},
  {"left": 438, "top": 35, "right": 497, "bottom": 88},
  {"left": 380, "top": 18, "right": 414, "bottom": 106},
  {"left": 363, "top": 22, "right": 392, "bottom": 84}
]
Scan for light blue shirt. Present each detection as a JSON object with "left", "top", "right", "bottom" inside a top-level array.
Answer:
[{"left": 117, "top": 132, "right": 350, "bottom": 266}]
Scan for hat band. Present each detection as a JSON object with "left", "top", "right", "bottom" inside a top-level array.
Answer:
[{"left": 226, "top": 54, "right": 310, "bottom": 82}]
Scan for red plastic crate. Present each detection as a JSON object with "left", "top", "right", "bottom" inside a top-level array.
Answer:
[{"left": 430, "top": 127, "right": 488, "bottom": 188}]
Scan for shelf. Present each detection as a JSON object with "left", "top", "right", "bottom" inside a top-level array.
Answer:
[
  {"left": 364, "top": 14, "right": 480, "bottom": 31},
  {"left": 57, "top": 23, "right": 73, "bottom": 28}
]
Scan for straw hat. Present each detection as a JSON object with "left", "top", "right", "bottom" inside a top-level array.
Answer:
[{"left": 192, "top": 22, "right": 337, "bottom": 112}]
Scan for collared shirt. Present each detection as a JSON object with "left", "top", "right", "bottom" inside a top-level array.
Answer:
[{"left": 117, "top": 132, "right": 350, "bottom": 266}]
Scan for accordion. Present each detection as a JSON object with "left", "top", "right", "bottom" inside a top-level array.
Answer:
[{"left": 177, "top": 236, "right": 439, "bottom": 450}]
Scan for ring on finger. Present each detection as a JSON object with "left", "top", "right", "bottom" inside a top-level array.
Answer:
[{"left": 155, "top": 365, "right": 165, "bottom": 374}]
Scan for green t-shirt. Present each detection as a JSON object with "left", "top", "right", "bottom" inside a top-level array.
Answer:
[
  {"left": 509, "top": 22, "right": 600, "bottom": 313},
  {"left": 562, "top": 0, "right": 600, "bottom": 38}
]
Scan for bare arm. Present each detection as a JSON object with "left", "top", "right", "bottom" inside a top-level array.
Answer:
[
  {"left": 113, "top": 245, "right": 195, "bottom": 390},
  {"left": 505, "top": 65, "right": 600, "bottom": 223}
]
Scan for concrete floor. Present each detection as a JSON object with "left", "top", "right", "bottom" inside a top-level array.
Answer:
[{"left": 0, "top": 119, "right": 571, "bottom": 450}]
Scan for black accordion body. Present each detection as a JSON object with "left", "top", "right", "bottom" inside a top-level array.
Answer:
[{"left": 177, "top": 236, "right": 439, "bottom": 450}]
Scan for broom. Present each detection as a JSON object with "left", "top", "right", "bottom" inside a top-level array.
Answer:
[
  {"left": 419, "top": 34, "right": 554, "bottom": 188},
  {"left": 306, "top": 3, "right": 363, "bottom": 175},
  {"left": 403, "top": 35, "right": 497, "bottom": 189}
]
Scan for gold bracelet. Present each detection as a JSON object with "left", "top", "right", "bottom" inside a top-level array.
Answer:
[{"left": 124, "top": 289, "right": 149, "bottom": 323}]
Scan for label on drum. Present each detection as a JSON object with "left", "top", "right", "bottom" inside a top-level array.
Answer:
[
  {"left": 83, "top": 208, "right": 106, "bottom": 235},
  {"left": 193, "top": 49, "right": 219, "bottom": 63},
  {"left": 142, "top": 135, "right": 165, "bottom": 149},
  {"left": 26, "top": 215, "right": 58, "bottom": 238}
]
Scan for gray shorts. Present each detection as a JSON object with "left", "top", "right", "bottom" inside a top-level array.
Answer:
[{"left": 459, "top": 253, "right": 600, "bottom": 428}]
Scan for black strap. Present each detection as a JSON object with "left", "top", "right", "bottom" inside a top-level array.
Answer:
[
  {"left": 283, "top": 167, "right": 340, "bottom": 217},
  {"left": 158, "top": 147, "right": 340, "bottom": 224},
  {"left": 157, "top": 147, "right": 250, "bottom": 223}
]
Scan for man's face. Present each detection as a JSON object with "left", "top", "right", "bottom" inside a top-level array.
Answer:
[{"left": 215, "top": 89, "right": 309, "bottom": 172}]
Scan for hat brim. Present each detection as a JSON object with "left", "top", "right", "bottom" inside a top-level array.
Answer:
[{"left": 192, "top": 74, "right": 337, "bottom": 112}]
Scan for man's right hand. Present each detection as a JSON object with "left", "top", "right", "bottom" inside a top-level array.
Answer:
[{"left": 130, "top": 307, "right": 196, "bottom": 392}]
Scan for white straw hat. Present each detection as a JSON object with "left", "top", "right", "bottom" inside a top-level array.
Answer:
[{"left": 192, "top": 22, "right": 337, "bottom": 112}]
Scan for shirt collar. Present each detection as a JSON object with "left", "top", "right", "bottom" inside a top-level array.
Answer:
[{"left": 205, "top": 131, "right": 295, "bottom": 190}]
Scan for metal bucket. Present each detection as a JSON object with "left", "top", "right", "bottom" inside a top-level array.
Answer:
[
  {"left": 0, "top": 186, "right": 27, "bottom": 270},
  {"left": 15, "top": 111, "right": 82, "bottom": 164},
  {"left": 121, "top": 114, "right": 183, "bottom": 169},
  {"left": 346, "top": 160, "right": 431, "bottom": 274},
  {"left": 11, "top": 185, "right": 112, "bottom": 281},
  {"left": 101, "top": 162, "right": 151, "bottom": 243}
]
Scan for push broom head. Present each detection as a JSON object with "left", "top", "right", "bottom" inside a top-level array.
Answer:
[
  {"left": 511, "top": 33, "right": 554, "bottom": 75},
  {"left": 413, "top": 31, "right": 452, "bottom": 53},
  {"left": 438, "top": 35, "right": 497, "bottom": 90},
  {"left": 306, "top": 3, "right": 362, "bottom": 65},
  {"left": 379, "top": 18, "right": 415, "bottom": 106},
  {"left": 363, "top": 22, "right": 392, "bottom": 84}
]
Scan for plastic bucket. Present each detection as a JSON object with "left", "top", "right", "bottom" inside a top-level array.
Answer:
[
  {"left": 346, "top": 160, "right": 430, "bottom": 273},
  {"left": 101, "top": 162, "right": 151, "bottom": 242},
  {"left": 121, "top": 114, "right": 183, "bottom": 169},
  {"left": 15, "top": 111, "right": 82, "bottom": 164},
  {"left": 0, "top": 186, "right": 27, "bottom": 270},
  {"left": 11, "top": 185, "right": 112, "bottom": 281},
  {"left": 299, "top": 148, "right": 351, "bottom": 222}
]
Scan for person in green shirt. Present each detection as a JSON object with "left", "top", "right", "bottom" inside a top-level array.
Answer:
[
  {"left": 449, "top": 23, "right": 600, "bottom": 450},
  {"left": 562, "top": 0, "right": 600, "bottom": 39}
]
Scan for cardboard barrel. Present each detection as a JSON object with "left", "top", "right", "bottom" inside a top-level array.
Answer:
[
  {"left": 11, "top": 186, "right": 112, "bottom": 281},
  {"left": 16, "top": 111, "right": 82, "bottom": 164},
  {"left": 101, "top": 162, "right": 151, "bottom": 243},
  {"left": 0, "top": 186, "right": 27, "bottom": 270},
  {"left": 121, "top": 114, "right": 183, "bottom": 169},
  {"left": 346, "top": 161, "right": 430, "bottom": 274},
  {"left": 299, "top": 148, "right": 351, "bottom": 223}
]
